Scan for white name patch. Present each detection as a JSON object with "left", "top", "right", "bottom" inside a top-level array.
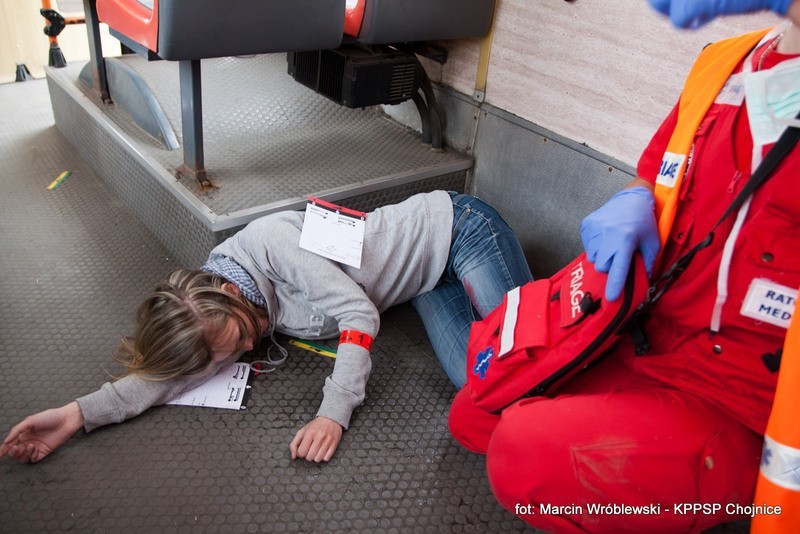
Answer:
[
  {"left": 740, "top": 278, "right": 798, "bottom": 329},
  {"left": 714, "top": 72, "right": 745, "bottom": 107},
  {"left": 655, "top": 152, "right": 686, "bottom": 189}
]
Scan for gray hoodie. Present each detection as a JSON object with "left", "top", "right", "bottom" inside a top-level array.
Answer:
[{"left": 77, "top": 191, "right": 454, "bottom": 431}]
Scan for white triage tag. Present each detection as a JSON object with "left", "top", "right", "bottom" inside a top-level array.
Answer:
[
  {"left": 298, "top": 196, "right": 366, "bottom": 269},
  {"left": 655, "top": 152, "right": 686, "bottom": 189},
  {"left": 740, "top": 278, "right": 797, "bottom": 329}
]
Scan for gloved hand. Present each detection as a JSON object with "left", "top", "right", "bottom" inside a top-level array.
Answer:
[
  {"left": 648, "top": 0, "right": 793, "bottom": 28},
  {"left": 581, "top": 186, "right": 660, "bottom": 301}
]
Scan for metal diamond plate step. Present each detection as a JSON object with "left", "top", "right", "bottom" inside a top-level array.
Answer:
[{"left": 46, "top": 53, "right": 470, "bottom": 265}]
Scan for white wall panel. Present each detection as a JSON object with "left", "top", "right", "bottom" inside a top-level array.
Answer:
[
  {"left": 431, "top": 0, "right": 780, "bottom": 167},
  {"left": 1, "top": 0, "right": 117, "bottom": 84}
]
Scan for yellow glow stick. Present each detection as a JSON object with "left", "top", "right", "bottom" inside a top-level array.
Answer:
[
  {"left": 47, "top": 171, "right": 71, "bottom": 190},
  {"left": 289, "top": 338, "right": 337, "bottom": 359}
]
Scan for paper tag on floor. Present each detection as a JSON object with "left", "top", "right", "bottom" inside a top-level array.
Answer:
[
  {"left": 299, "top": 196, "right": 366, "bottom": 269},
  {"left": 167, "top": 362, "right": 253, "bottom": 410}
]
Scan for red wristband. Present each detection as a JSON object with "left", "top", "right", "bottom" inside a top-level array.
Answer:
[{"left": 339, "top": 330, "right": 373, "bottom": 351}]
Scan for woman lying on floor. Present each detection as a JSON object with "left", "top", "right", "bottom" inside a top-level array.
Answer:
[{"left": 1, "top": 191, "right": 532, "bottom": 464}]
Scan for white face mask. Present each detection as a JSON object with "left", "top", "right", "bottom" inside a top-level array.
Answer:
[{"left": 744, "top": 58, "right": 800, "bottom": 147}]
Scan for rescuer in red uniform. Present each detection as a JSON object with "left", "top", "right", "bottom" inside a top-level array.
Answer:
[{"left": 450, "top": 1, "right": 800, "bottom": 531}]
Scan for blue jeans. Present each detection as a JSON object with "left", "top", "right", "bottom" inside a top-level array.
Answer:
[{"left": 412, "top": 193, "right": 533, "bottom": 388}]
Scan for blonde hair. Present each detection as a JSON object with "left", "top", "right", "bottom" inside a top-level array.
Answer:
[{"left": 114, "top": 268, "right": 266, "bottom": 381}]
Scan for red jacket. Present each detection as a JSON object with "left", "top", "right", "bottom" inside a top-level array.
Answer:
[{"left": 626, "top": 33, "right": 800, "bottom": 434}]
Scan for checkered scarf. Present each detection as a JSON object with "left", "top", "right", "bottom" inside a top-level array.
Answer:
[{"left": 201, "top": 253, "right": 267, "bottom": 310}]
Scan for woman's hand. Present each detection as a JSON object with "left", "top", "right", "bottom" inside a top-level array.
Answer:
[
  {"left": 0, "top": 402, "right": 85, "bottom": 463},
  {"left": 289, "top": 416, "right": 343, "bottom": 463}
]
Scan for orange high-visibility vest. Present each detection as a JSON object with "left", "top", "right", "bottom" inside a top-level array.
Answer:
[
  {"left": 652, "top": 28, "right": 770, "bottom": 239},
  {"left": 653, "top": 28, "right": 799, "bottom": 533},
  {"left": 752, "top": 310, "right": 800, "bottom": 533}
]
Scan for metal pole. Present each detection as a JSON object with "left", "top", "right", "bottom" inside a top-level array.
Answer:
[
  {"left": 81, "top": 0, "right": 110, "bottom": 103},
  {"left": 177, "top": 59, "right": 211, "bottom": 190}
]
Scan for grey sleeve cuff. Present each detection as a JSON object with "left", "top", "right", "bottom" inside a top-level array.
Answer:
[
  {"left": 76, "top": 371, "right": 215, "bottom": 433},
  {"left": 76, "top": 384, "right": 125, "bottom": 432},
  {"left": 315, "top": 343, "right": 372, "bottom": 430}
]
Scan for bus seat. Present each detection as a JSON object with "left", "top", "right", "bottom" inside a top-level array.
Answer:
[
  {"left": 344, "top": 0, "right": 496, "bottom": 44},
  {"left": 96, "top": 0, "right": 346, "bottom": 61},
  {"left": 85, "top": 0, "right": 346, "bottom": 187}
]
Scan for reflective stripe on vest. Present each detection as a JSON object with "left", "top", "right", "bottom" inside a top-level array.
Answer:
[{"left": 761, "top": 435, "right": 800, "bottom": 491}]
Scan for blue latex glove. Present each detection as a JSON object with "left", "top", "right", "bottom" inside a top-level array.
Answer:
[
  {"left": 581, "top": 186, "right": 660, "bottom": 301},
  {"left": 648, "top": 0, "right": 792, "bottom": 28}
]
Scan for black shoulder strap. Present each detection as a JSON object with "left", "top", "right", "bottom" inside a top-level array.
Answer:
[
  {"left": 624, "top": 114, "right": 800, "bottom": 354},
  {"left": 717, "top": 119, "right": 800, "bottom": 226}
]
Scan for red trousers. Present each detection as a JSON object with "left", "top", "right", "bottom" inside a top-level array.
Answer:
[{"left": 449, "top": 357, "right": 763, "bottom": 533}]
